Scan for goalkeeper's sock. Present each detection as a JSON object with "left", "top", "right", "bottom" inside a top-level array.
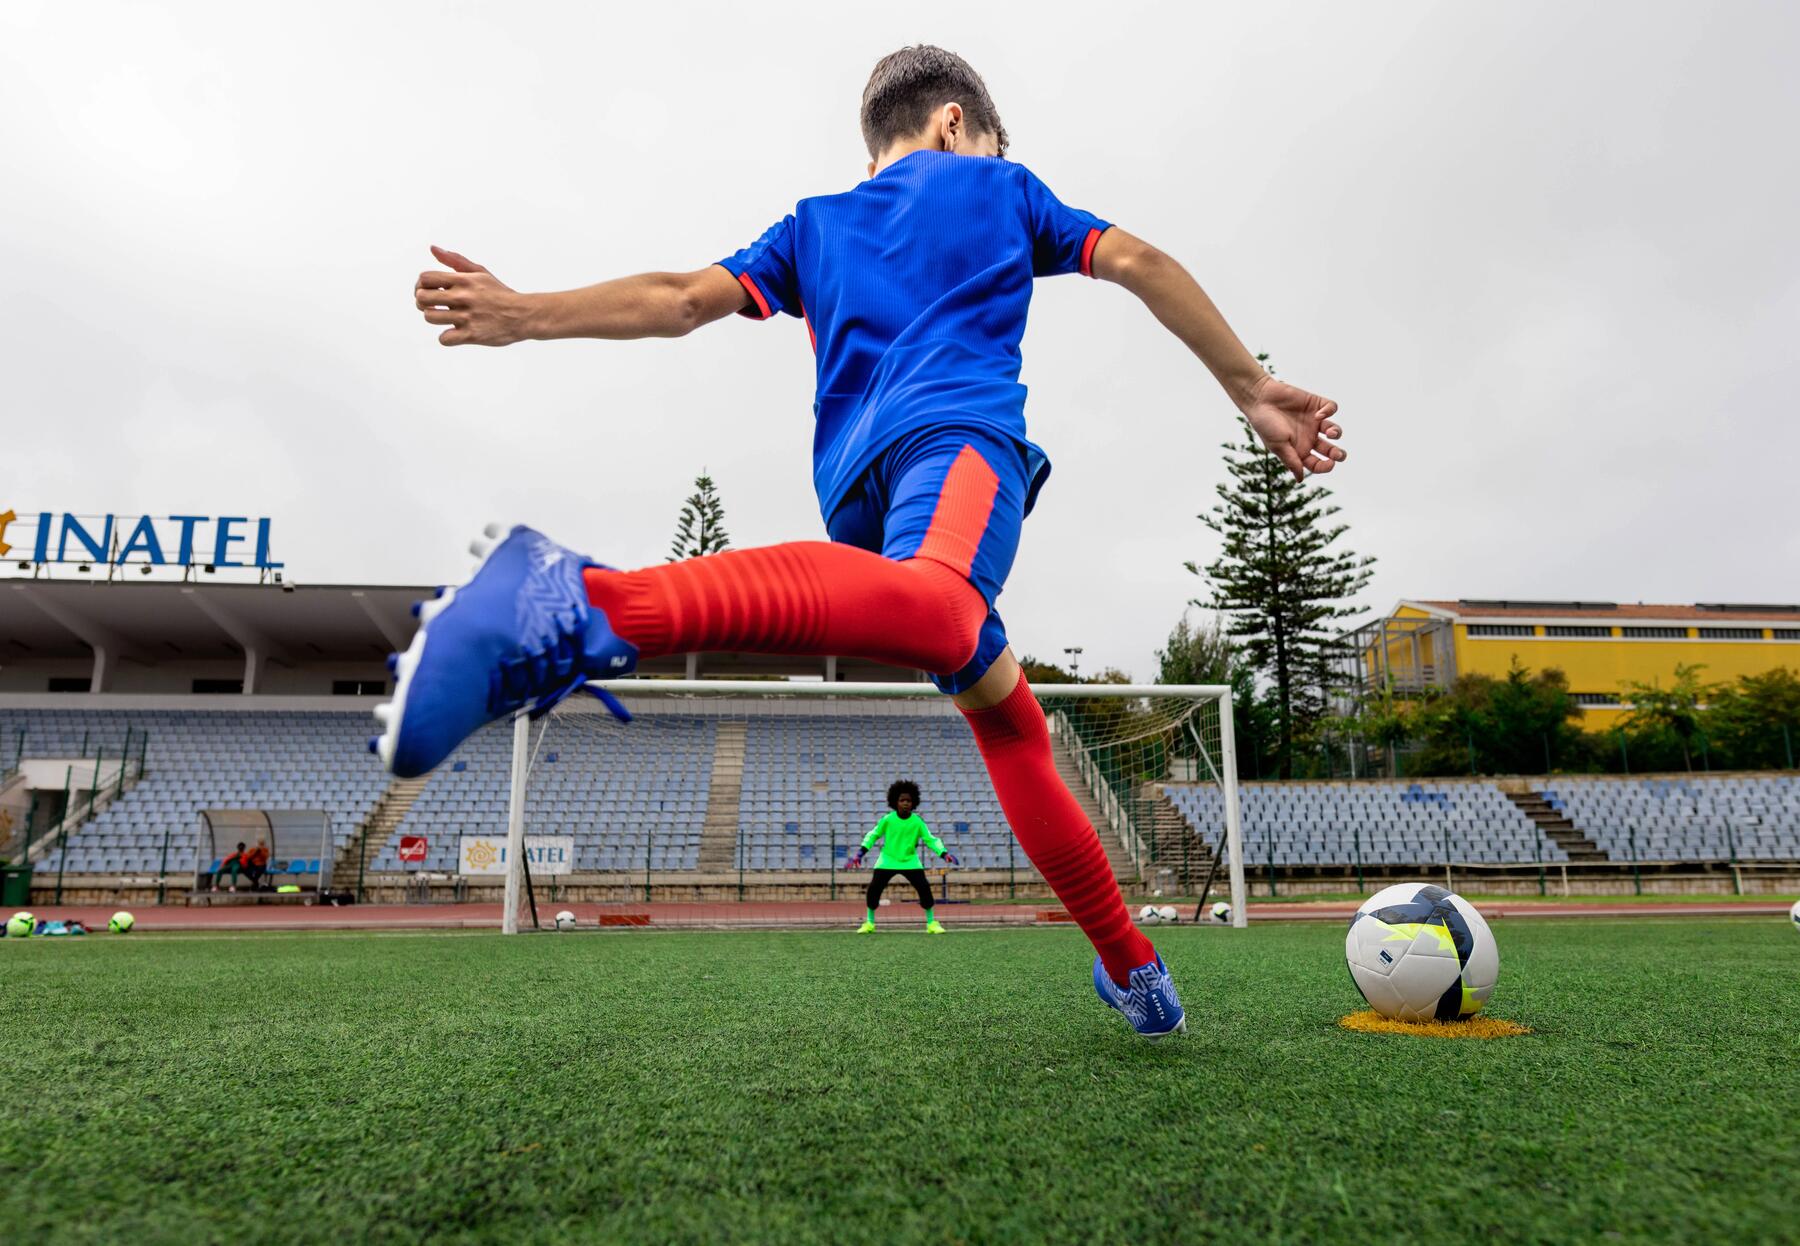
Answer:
[
  {"left": 583, "top": 544, "right": 986, "bottom": 674},
  {"left": 866, "top": 908, "right": 876, "bottom": 924},
  {"left": 923, "top": 908, "right": 934, "bottom": 923},
  {"left": 961, "top": 672, "right": 1155, "bottom": 987}
]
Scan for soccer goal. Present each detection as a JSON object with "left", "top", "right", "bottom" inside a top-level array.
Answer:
[{"left": 497, "top": 681, "right": 1243, "bottom": 930}]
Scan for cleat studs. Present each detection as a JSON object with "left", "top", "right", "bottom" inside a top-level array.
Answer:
[
  {"left": 484, "top": 521, "right": 504, "bottom": 539},
  {"left": 411, "top": 600, "right": 423, "bottom": 618},
  {"left": 434, "top": 585, "right": 446, "bottom": 598},
  {"left": 386, "top": 653, "right": 398, "bottom": 675},
  {"left": 367, "top": 737, "right": 380, "bottom": 755},
  {"left": 373, "top": 704, "right": 394, "bottom": 724}
]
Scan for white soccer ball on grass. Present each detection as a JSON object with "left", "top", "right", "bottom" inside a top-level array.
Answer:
[
  {"left": 1210, "top": 901, "right": 1231, "bottom": 924},
  {"left": 1138, "top": 904, "right": 1161, "bottom": 926},
  {"left": 1156, "top": 905, "right": 1179, "bottom": 924},
  {"left": 6, "top": 911, "right": 34, "bottom": 938},
  {"left": 553, "top": 910, "right": 577, "bottom": 932},
  {"left": 1790, "top": 899, "right": 1799, "bottom": 931},
  {"left": 1345, "top": 883, "right": 1498, "bottom": 1022},
  {"left": 108, "top": 911, "right": 135, "bottom": 934}
]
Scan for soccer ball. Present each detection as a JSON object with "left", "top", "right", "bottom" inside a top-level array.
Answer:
[
  {"left": 1156, "top": 905, "right": 1179, "bottom": 924},
  {"left": 553, "top": 910, "right": 577, "bottom": 932},
  {"left": 1210, "top": 901, "right": 1231, "bottom": 924},
  {"left": 1790, "top": 899, "right": 1799, "bottom": 931},
  {"left": 6, "top": 911, "right": 34, "bottom": 938},
  {"left": 1139, "top": 904, "right": 1162, "bottom": 926},
  {"left": 109, "top": 911, "right": 135, "bottom": 934},
  {"left": 1345, "top": 883, "right": 1498, "bottom": 1022}
]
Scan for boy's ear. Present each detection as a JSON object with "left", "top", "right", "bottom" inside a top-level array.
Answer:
[{"left": 936, "top": 101, "right": 965, "bottom": 151}]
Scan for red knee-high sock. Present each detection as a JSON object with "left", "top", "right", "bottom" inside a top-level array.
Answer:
[
  {"left": 582, "top": 542, "right": 986, "bottom": 672},
  {"left": 962, "top": 673, "right": 1155, "bottom": 985}
]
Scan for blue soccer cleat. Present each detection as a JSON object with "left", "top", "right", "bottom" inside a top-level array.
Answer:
[
  {"left": 1093, "top": 953, "right": 1186, "bottom": 1039},
  {"left": 369, "top": 524, "right": 639, "bottom": 778}
]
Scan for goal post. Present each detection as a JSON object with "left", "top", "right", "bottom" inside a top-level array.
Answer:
[{"left": 501, "top": 680, "right": 1244, "bottom": 930}]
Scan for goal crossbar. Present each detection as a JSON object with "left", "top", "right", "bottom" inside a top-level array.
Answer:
[{"left": 501, "top": 681, "right": 1244, "bottom": 930}]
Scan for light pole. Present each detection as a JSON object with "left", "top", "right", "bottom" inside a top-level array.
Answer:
[{"left": 1063, "top": 646, "right": 1084, "bottom": 681}]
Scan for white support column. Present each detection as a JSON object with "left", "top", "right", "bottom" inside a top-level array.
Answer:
[
  {"left": 684, "top": 652, "right": 699, "bottom": 680},
  {"left": 90, "top": 644, "right": 115, "bottom": 693},
  {"left": 181, "top": 588, "right": 290, "bottom": 690},
  {"left": 502, "top": 711, "right": 530, "bottom": 934},
  {"left": 1217, "top": 687, "right": 1248, "bottom": 929}
]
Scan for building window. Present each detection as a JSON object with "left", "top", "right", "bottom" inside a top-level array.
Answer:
[
  {"left": 47, "top": 676, "right": 92, "bottom": 693},
  {"left": 192, "top": 678, "right": 244, "bottom": 694},
  {"left": 1466, "top": 624, "right": 1535, "bottom": 638},
  {"left": 1574, "top": 692, "right": 1622, "bottom": 707},
  {"left": 1697, "top": 627, "right": 1764, "bottom": 640},
  {"left": 1620, "top": 626, "right": 1688, "bottom": 639},
  {"left": 1775, "top": 630, "right": 1800, "bottom": 641},
  {"left": 1545, "top": 625, "right": 1612, "bottom": 638},
  {"left": 333, "top": 679, "right": 388, "bottom": 696}
]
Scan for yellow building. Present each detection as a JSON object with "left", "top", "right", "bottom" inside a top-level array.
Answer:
[{"left": 1351, "top": 600, "right": 1800, "bottom": 729}]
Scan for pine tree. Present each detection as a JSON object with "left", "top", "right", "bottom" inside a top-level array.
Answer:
[
  {"left": 1190, "top": 356, "right": 1374, "bottom": 777},
  {"left": 668, "top": 471, "right": 732, "bottom": 562}
]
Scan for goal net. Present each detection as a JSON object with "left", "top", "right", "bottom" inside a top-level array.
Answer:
[{"left": 496, "top": 681, "right": 1242, "bottom": 931}]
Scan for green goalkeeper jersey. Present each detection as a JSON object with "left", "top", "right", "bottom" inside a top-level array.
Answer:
[{"left": 862, "top": 811, "right": 945, "bottom": 870}]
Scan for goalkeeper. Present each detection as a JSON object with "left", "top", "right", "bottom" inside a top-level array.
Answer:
[{"left": 852, "top": 780, "right": 957, "bottom": 934}]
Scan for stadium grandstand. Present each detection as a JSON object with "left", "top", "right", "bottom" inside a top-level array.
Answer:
[
  {"left": 4, "top": 577, "right": 1798, "bottom": 906},
  {"left": 1343, "top": 599, "right": 1800, "bottom": 728}
]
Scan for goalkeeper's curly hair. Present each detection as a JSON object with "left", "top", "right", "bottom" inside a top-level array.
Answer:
[{"left": 886, "top": 779, "right": 922, "bottom": 810}]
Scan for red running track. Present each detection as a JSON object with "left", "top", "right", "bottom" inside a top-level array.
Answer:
[{"left": 11, "top": 899, "right": 1792, "bottom": 933}]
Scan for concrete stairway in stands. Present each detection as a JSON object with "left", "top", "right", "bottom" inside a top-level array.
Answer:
[
  {"left": 1505, "top": 790, "right": 1607, "bottom": 862},
  {"left": 335, "top": 775, "right": 430, "bottom": 889},
  {"left": 698, "top": 722, "right": 748, "bottom": 869},
  {"left": 1050, "top": 736, "right": 1138, "bottom": 883}
]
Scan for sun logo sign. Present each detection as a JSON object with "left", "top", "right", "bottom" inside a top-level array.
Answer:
[{"left": 464, "top": 839, "right": 500, "bottom": 872}]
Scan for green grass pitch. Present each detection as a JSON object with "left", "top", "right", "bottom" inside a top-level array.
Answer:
[{"left": 4, "top": 919, "right": 1797, "bottom": 1244}]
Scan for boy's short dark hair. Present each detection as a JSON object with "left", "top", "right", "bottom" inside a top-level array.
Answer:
[
  {"left": 887, "top": 779, "right": 922, "bottom": 810},
  {"left": 860, "top": 45, "right": 1008, "bottom": 160}
]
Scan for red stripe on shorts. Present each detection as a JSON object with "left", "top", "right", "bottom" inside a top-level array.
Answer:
[{"left": 913, "top": 445, "right": 1000, "bottom": 579}]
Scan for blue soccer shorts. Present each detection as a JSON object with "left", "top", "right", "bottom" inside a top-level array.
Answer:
[{"left": 825, "top": 424, "right": 1040, "bottom": 694}]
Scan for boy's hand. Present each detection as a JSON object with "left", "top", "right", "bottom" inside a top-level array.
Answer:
[
  {"left": 1240, "top": 375, "right": 1346, "bottom": 483},
  {"left": 943, "top": 852, "right": 960, "bottom": 867},
  {"left": 415, "top": 245, "right": 531, "bottom": 347},
  {"left": 1090, "top": 230, "right": 1347, "bottom": 481}
]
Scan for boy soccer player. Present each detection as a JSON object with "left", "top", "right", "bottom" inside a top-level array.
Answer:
[
  {"left": 389, "top": 46, "right": 1346, "bottom": 1039},
  {"left": 851, "top": 780, "right": 958, "bottom": 934}
]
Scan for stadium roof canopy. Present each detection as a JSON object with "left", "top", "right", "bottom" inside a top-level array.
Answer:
[
  {"left": 7, "top": 580, "right": 419, "bottom": 663},
  {"left": 2, "top": 580, "right": 919, "bottom": 694}
]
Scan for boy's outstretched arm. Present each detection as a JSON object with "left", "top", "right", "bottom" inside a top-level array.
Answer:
[
  {"left": 1088, "top": 229, "right": 1346, "bottom": 482},
  {"left": 414, "top": 246, "right": 749, "bottom": 347}
]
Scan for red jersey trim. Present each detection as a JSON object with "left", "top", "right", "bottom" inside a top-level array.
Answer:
[
  {"left": 736, "top": 271, "right": 773, "bottom": 320},
  {"left": 1079, "top": 227, "right": 1102, "bottom": 278}
]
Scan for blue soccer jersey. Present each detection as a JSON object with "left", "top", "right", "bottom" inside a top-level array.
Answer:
[{"left": 716, "top": 151, "right": 1110, "bottom": 519}]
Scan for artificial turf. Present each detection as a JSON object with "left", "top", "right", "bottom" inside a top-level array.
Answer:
[{"left": 3, "top": 919, "right": 1797, "bottom": 1244}]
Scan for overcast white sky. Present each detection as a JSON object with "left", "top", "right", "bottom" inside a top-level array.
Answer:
[{"left": 4, "top": 1, "right": 1796, "bottom": 679}]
